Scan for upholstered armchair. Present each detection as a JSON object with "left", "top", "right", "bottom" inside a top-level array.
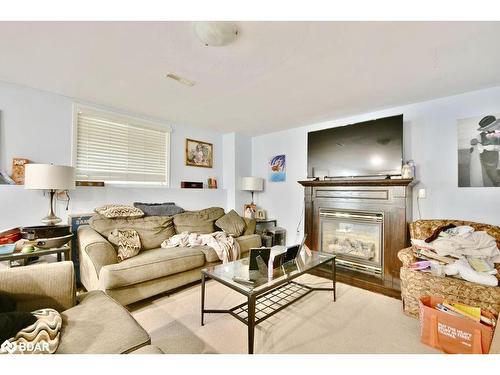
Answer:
[{"left": 398, "top": 219, "right": 500, "bottom": 318}]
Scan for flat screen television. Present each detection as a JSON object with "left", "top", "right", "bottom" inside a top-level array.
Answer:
[{"left": 307, "top": 114, "right": 403, "bottom": 178}]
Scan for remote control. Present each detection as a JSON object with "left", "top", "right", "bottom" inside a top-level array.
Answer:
[{"left": 232, "top": 276, "right": 255, "bottom": 286}]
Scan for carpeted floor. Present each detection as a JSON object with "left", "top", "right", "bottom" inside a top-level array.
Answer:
[{"left": 129, "top": 274, "right": 438, "bottom": 354}]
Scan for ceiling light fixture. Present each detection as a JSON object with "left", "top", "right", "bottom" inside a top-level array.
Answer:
[
  {"left": 165, "top": 73, "right": 195, "bottom": 87},
  {"left": 193, "top": 21, "right": 239, "bottom": 47}
]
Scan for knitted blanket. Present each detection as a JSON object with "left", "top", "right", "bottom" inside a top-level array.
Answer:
[{"left": 161, "top": 231, "right": 240, "bottom": 263}]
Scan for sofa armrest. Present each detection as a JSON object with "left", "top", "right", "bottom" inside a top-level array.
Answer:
[
  {"left": 0, "top": 261, "right": 76, "bottom": 312},
  {"left": 398, "top": 247, "right": 416, "bottom": 267},
  {"left": 78, "top": 226, "right": 117, "bottom": 275},
  {"left": 236, "top": 234, "right": 262, "bottom": 254}
]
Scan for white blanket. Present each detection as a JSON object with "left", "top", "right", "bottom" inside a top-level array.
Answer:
[
  {"left": 411, "top": 230, "right": 500, "bottom": 263},
  {"left": 161, "top": 231, "right": 240, "bottom": 263}
]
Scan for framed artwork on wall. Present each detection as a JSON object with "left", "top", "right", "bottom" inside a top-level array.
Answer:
[
  {"left": 185, "top": 138, "right": 213, "bottom": 168},
  {"left": 457, "top": 113, "right": 500, "bottom": 187},
  {"left": 268, "top": 154, "right": 286, "bottom": 182}
]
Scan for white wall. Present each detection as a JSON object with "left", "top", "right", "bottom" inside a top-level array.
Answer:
[
  {"left": 222, "top": 132, "right": 253, "bottom": 215},
  {"left": 252, "top": 86, "right": 500, "bottom": 244},
  {"left": 0, "top": 81, "right": 226, "bottom": 228}
]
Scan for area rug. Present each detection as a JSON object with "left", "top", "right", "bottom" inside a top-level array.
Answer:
[{"left": 129, "top": 274, "right": 438, "bottom": 354}]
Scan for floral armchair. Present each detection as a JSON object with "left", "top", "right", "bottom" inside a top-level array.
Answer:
[{"left": 398, "top": 219, "right": 500, "bottom": 318}]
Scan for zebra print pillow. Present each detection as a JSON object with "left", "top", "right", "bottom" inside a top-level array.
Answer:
[
  {"left": 95, "top": 204, "right": 144, "bottom": 219},
  {"left": 1, "top": 308, "right": 62, "bottom": 354},
  {"left": 116, "top": 229, "right": 141, "bottom": 262}
]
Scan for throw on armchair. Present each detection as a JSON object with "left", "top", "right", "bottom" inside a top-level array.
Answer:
[{"left": 398, "top": 219, "right": 500, "bottom": 318}]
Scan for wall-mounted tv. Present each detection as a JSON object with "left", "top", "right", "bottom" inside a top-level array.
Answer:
[{"left": 307, "top": 114, "right": 403, "bottom": 178}]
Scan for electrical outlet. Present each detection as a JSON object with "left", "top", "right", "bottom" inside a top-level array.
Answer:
[{"left": 417, "top": 188, "right": 427, "bottom": 199}]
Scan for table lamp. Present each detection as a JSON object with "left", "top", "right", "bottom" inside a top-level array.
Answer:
[
  {"left": 24, "top": 164, "right": 76, "bottom": 225},
  {"left": 241, "top": 177, "right": 264, "bottom": 204}
]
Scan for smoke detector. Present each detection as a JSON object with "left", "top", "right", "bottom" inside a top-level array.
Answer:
[{"left": 193, "top": 22, "right": 239, "bottom": 47}]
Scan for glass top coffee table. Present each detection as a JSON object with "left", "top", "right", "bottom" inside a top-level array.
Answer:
[{"left": 201, "top": 250, "right": 336, "bottom": 354}]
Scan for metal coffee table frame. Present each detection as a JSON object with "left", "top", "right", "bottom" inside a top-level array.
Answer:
[{"left": 201, "top": 254, "right": 336, "bottom": 354}]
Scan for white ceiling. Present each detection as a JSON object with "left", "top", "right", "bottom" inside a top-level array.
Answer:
[{"left": 0, "top": 21, "right": 500, "bottom": 135}]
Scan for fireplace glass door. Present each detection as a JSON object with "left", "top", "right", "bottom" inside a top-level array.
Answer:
[{"left": 320, "top": 209, "right": 383, "bottom": 277}]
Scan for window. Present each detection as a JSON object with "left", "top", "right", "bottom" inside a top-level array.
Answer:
[{"left": 73, "top": 105, "right": 170, "bottom": 185}]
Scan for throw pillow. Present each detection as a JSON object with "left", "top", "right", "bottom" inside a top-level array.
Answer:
[
  {"left": 1, "top": 308, "right": 62, "bottom": 354},
  {"left": 173, "top": 207, "right": 225, "bottom": 234},
  {"left": 133, "top": 202, "right": 185, "bottom": 217},
  {"left": 95, "top": 204, "right": 144, "bottom": 219},
  {"left": 0, "top": 311, "right": 37, "bottom": 343},
  {"left": 0, "top": 294, "right": 16, "bottom": 313},
  {"left": 215, "top": 210, "right": 246, "bottom": 237},
  {"left": 110, "top": 229, "right": 141, "bottom": 262}
]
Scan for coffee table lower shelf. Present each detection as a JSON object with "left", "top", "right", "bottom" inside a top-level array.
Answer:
[{"left": 201, "top": 270, "right": 335, "bottom": 353}]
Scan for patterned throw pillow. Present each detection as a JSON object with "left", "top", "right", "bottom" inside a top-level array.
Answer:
[
  {"left": 95, "top": 204, "right": 144, "bottom": 219},
  {"left": 113, "top": 229, "right": 141, "bottom": 262},
  {"left": 215, "top": 210, "right": 246, "bottom": 237},
  {"left": 1, "top": 308, "right": 62, "bottom": 354}
]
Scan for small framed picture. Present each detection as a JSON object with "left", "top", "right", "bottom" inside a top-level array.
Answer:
[
  {"left": 243, "top": 204, "right": 256, "bottom": 219},
  {"left": 255, "top": 209, "right": 266, "bottom": 220},
  {"left": 207, "top": 177, "right": 218, "bottom": 189},
  {"left": 185, "top": 138, "right": 213, "bottom": 168}
]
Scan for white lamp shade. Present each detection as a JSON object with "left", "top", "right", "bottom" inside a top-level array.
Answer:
[
  {"left": 24, "top": 164, "right": 75, "bottom": 190},
  {"left": 241, "top": 177, "right": 264, "bottom": 192}
]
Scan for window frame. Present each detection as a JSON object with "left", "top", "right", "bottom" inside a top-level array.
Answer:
[{"left": 71, "top": 103, "right": 171, "bottom": 187}]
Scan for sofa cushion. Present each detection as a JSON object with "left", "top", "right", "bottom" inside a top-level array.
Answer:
[
  {"left": 57, "top": 291, "right": 150, "bottom": 354},
  {"left": 242, "top": 218, "right": 256, "bottom": 235},
  {"left": 133, "top": 202, "right": 185, "bottom": 217},
  {"left": 95, "top": 204, "right": 144, "bottom": 219},
  {"left": 99, "top": 247, "right": 205, "bottom": 289},
  {"left": 173, "top": 207, "right": 225, "bottom": 234},
  {"left": 90, "top": 215, "right": 175, "bottom": 250},
  {"left": 215, "top": 210, "right": 246, "bottom": 237},
  {"left": 196, "top": 245, "right": 220, "bottom": 263}
]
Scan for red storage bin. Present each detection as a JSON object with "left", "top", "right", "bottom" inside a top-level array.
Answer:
[{"left": 419, "top": 296, "right": 496, "bottom": 354}]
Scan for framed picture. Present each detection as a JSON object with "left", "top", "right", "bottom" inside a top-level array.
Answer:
[
  {"left": 185, "top": 138, "right": 213, "bottom": 168},
  {"left": 255, "top": 209, "right": 267, "bottom": 220},
  {"left": 457, "top": 113, "right": 500, "bottom": 187},
  {"left": 243, "top": 203, "right": 256, "bottom": 219},
  {"left": 269, "top": 154, "right": 286, "bottom": 182}
]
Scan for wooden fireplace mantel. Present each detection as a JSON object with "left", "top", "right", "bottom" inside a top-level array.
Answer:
[
  {"left": 298, "top": 178, "right": 415, "bottom": 188},
  {"left": 298, "top": 178, "right": 415, "bottom": 299}
]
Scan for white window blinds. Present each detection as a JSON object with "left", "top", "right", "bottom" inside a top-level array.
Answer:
[{"left": 74, "top": 106, "right": 170, "bottom": 185}]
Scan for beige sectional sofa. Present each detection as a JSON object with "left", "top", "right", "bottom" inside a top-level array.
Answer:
[
  {"left": 0, "top": 261, "right": 160, "bottom": 354},
  {"left": 78, "top": 207, "right": 261, "bottom": 305}
]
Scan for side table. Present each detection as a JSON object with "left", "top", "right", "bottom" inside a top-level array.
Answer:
[
  {"left": 0, "top": 246, "right": 71, "bottom": 267},
  {"left": 255, "top": 219, "right": 277, "bottom": 234}
]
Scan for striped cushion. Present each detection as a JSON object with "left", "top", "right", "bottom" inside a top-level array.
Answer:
[
  {"left": 116, "top": 229, "right": 141, "bottom": 262},
  {"left": 1, "top": 308, "right": 62, "bottom": 354}
]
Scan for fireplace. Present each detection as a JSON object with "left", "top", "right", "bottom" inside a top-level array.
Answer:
[
  {"left": 320, "top": 209, "right": 383, "bottom": 277},
  {"left": 298, "top": 178, "right": 415, "bottom": 298}
]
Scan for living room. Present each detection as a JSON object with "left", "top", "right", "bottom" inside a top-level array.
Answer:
[{"left": 1, "top": 1, "right": 500, "bottom": 372}]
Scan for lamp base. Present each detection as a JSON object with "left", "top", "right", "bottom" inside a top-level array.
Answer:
[
  {"left": 41, "top": 214, "right": 62, "bottom": 225},
  {"left": 41, "top": 190, "right": 61, "bottom": 225}
]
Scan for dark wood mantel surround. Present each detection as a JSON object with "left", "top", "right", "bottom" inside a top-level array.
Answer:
[{"left": 298, "top": 178, "right": 416, "bottom": 298}]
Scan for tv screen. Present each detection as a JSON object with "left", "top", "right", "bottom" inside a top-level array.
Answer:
[{"left": 307, "top": 114, "right": 403, "bottom": 178}]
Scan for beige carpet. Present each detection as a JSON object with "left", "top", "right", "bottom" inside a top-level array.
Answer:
[{"left": 130, "top": 274, "right": 438, "bottom": 354}]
